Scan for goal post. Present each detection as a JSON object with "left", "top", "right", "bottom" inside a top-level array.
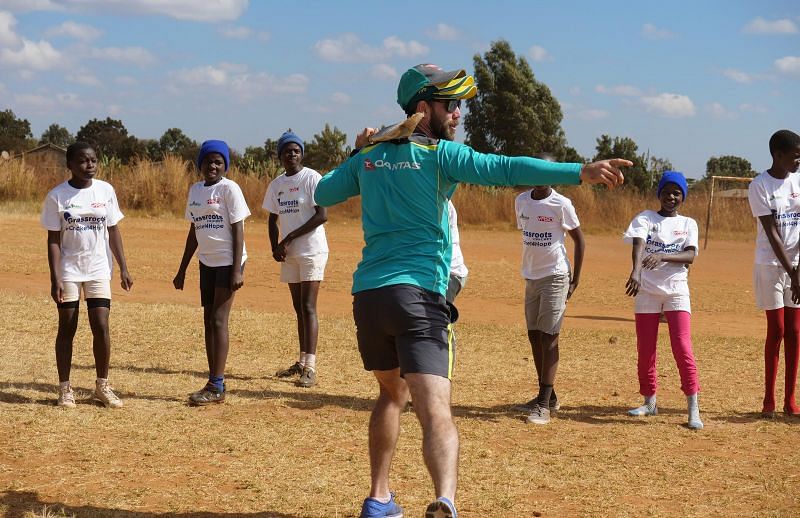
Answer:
[{"left": 703, "top": 175, "right": 754, "bottom": 249}]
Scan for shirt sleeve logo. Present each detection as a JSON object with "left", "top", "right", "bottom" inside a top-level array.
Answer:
[{"left": 537, "top": 216, "right": 554, "bottom": 222}]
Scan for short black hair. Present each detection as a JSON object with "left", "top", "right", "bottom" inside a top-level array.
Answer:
[
  {"left": 769, "top": 130, "right": 800, "bottom": 156},
  {"left": 66, "top": 141, "right": 94, "bottom": 164}
]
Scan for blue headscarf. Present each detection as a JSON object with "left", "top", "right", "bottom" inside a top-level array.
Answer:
[
  {"left": 657, "top": 171, "right": 688, "bottom": 199},
  {"left": 197, "top": 140, "right": 230, "bottom": 171}
]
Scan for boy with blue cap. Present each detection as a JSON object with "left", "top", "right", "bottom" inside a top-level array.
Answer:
[
  {"left": 624, "top": 171, "right": 703, "bottom": 430},
  {"left": 315, "top": 63, "right": 632, "bottom": 518},
  {"left": 173, "top": 140, "right": 251, "bottom": 406}
]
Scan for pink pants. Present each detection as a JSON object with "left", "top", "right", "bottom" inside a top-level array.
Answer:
[{"left": 635, "top": 311, "right": 700, "bottom": 396}]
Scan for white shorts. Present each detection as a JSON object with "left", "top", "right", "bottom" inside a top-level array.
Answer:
[
  {"left": 753, "top": 264, "right": 800, "bottom": 310},
  {"left": 525, "top": 274, "right": 570, "bottom": 334},
  {"left": 634, "top": 291, "right": 691, "bottom": 314},
  {"left": 280, "top": 253, "right": 328, "bottom": 283},
  {"left": 62, "top": 279, "right": 112, "bottom": 303}
]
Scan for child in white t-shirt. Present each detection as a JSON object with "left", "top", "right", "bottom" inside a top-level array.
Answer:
[
  {"left": 40, "top": 142, "right": 133, "bottom": 409},
  {"left": 624, "top": 171, "right": 702, "bottom": 429},
  {"left": 173, "top": 140, "right": 251, "bottom": 405},
  {"left": 513, "top": 182, "right": 584, "bottom": 426},
  {"left": 747, "top": 129, "right": 800, "bottom": 417},
  {"left": 265, "top": 132, "right": 328, "bottom": 388}
]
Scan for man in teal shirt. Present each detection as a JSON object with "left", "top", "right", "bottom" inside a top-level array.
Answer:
[{"left": 314, "top": 63, "right": 630, "bottom": 518}]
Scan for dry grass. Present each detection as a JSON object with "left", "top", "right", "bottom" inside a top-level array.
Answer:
[
  {"left": 1, "top": 159, "right": 753, "bottom": 238},
  {"left": 0, "top": 213, "right": 797, "bottom": 517}
]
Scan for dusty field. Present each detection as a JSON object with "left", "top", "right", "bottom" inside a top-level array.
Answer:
[{"left": 0, "top": 212, "right": 797, "bottom": 517}]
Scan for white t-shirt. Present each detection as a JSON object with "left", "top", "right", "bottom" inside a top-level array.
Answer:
[
  {"left": 40, "top": 179, "right": 124, "bottom": 282},
  {"left": 623, "top": 210, "right": 699, "bottom": 296},
  {"left": 515, "top": 189, "right": 579, "bottom": 280},
  {"left": 748, "top": 170, "right": 800, "bottom": 266},
  {"left": 185, "top": 177, "right": 250, "bottom": 267},
  {"left": 262, "top": 167, "right": 328, "bottom": 258},
  {"left": 448, "top": 200, "right": 468, "bottom": 278}
]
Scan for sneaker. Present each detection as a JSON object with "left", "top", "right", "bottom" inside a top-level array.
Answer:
[
  {"left": 188, "top": 385, "right": 225, "bottom": 406},
  {"left": 57, "top": 385, "right": 76, "bottom": 408},
  {"left": 514, "top": 393, "right": 560, "bottom": 413},
  {"left": 360, "top": 492, "right": 403, "bottom": 518},
  {"left": 526, "top": 404, "right": 551, "bottom": 425},
  {"left": 425, "top": 497, "right": 457, "bottom": 518},
  {"left": 276, "top": 362, "right": 303, "bottom": 378},
  {"left": 297, "top": 367, "right": 317, "bottom": 388},
  {"left": 94, "top": 381, "right": 123, "bottom": 409},
  {"left": 628, "top": 401, "right": 657, "bottom": 417},
  {"left": 688, "top": 412, "right": 704, "bottom": 430}
]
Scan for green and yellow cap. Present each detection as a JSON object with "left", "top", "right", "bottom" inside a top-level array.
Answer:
[{"left": 397, "top": 63, "right": 477, "bottom": 113}]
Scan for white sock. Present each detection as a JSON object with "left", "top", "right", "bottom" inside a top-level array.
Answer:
[
  {"left": 59, "top": 381, "right": 71, "bottom": 391},
  {"left": 298, "top": 353, "right": 306, "bottom": 367},
  {"left": 645, "top": 395, "right": 656, "bottom": 407},
  {"left": 304, "top": 354, "right": 316, "bottom": 371},
  {"left": 96, "top": 377, "right": 108, "bottom": 386}
]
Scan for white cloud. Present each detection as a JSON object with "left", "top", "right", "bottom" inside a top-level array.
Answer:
[
  {"left": 65, "top": 72, "right": 101, "bottom": 86},
  {"left": 722, "top": 68, "right": 753, "bottom": 84},
  {"left": 219, "top": 25, "right": 251, "bottom": 39},
  {"left": 331, "top": 92, "right": 351, "bottom": 104},
  {"left": 775, "top": 56, "right": 800, "bottom": 76},
  {"left": 743, "top": 17, "right": 798, "bottom": 35},
  {"left": 528, "top": 45, "right": 552, "bottom": 62},
  {"left": 89, "top": 46, "right": 156, "bottom": 66},
  {"left": 426, "top": 23, "right": 459, "bottom": 41},
  {"left": 170, "top": 64, "right": 309, "bottom": 101},
  {"left": 575, "top": 109, "right": 608, "bottom": 120},
  {"left": 13, "top": 93, "right": 56, "bottom": 110},
  {"left": 0, "top": 38, "right": 61, "bottom": 70},
  {"left": 371, "top": 63, "right": 398, "bottom": 80},
  {"left": 640, "top": 93, "right": 695, "bottom": 118},
  {"left": 115, "top": 75, "right": 137, "bottom": 85},
  {"left": 2, "top": 0, "right": 247, "bottom": 22},
  {"left": 568, "top": 86, "right": 581, "bottom": 96},
  {"left": 45, "top": 20, "right": 102, "bottom": 41},
  {"left": 739, "top": 103, "right": 768, "bottom": 114},
  {"left": 0, "top": 11, "right": 20, "bottom": 46},
  {"left": 314, "top": 33, "right": 428, "bottom": 63},
  {"left": 595, "top": 84, "right": 641, "bottom": 97},
  {"left": 642, "top": 23, "right": 675, "bottom": 40},
  {"left": 705, "top": 102, "right": 737, "bottom": 120}
]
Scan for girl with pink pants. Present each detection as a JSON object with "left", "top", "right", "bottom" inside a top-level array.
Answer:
[{"left": 624, "top": 171, "right": 703, "bottom": 430}]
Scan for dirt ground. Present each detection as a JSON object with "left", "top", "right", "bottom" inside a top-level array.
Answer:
[{"left": 0, "top": 213, "right": 797, "bottom": 518}]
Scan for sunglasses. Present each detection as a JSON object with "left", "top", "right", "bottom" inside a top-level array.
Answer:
[{"left": 432, "top": 98, "right": 462, "bottom": 113}]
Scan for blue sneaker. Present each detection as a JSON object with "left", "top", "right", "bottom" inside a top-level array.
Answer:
[
  {"left": 360, "top": 492, "right": 403, "bottom": 518},
  {"left": 425, "top": 497, "right": 457, "bottom": 518}
]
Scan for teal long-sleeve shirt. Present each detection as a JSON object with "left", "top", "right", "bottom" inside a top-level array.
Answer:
[{"left": 314, "top": 135, "right": 581, "bottom": 297}]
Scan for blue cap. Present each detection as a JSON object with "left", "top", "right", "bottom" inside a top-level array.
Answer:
[
  {"left": 197, "top": 140, "right": 230, "bottom": 171},
  {"left": 657, "top": 171, "right": 688, "bottom": 199},
  {"left": 277, "top": 131, "right": 304, "bottom": 158}
]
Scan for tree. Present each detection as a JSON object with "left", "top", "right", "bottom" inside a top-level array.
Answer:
[
  {"left": 158, "top": 127, "right": 197, "bottom": 161},
  {"left": 464, "top": 39, "right": 573, "bottom": 159},
  {"left": 0, "top": 109, "right": 33, "bottom": 154},
  {"left": 303, "top": 123, "right": 350, "bottom": 172},
  {"left": 705, "top": 155, "right": 754, "bottom": 179},
  {"left": 76, "top": 117, "right": 143, "bottom": 163},
  {"left": 592, "top": 135, "right": 671, "bottom": 194},
  {"left": 39, "top": 123, "right": 75, "bottom": 148}
]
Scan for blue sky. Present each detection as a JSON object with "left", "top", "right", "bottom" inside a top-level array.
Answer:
[{"left": 0, "top": 0, "right": 798, "bottom": 177}]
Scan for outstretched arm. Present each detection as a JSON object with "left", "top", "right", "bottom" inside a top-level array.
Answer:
[
  {"left": 47, "top": 230, "right": 63, "bottom": 304},
  {"left": 173, "top": 224, "right": 197, "bottom": 290},
  {"left": 567, "top": 226, "right": 585, "bottom": 300},
  {"left": 230, "top": 220, "right": 244, "bottom": 291},
  {"left": 108, "top": 225, "right": 133, "bottom": 291},
  {"left": 625, "top": 238, "right": 645, "bottom": 297}
]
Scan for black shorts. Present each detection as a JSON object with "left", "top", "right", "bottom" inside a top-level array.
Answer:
[
  {"left": 353, "top": 284, "right": 455, "bottom": 379},
  {"left": 199, "top": 262, "right": 244, "bottom": 307}
]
